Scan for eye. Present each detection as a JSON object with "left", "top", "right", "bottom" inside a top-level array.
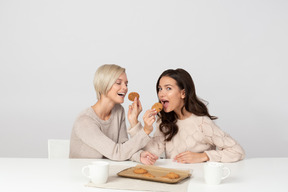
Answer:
[
  {"left": 166, "top": 87, "right": 172, "bottom": 91},
  {"left": 158, "top": 87, "right": 162, "bottom": 91}
]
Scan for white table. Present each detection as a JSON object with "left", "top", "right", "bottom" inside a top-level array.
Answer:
[{"left": 0, "top": 158, "right": 287, "bottom": 192}]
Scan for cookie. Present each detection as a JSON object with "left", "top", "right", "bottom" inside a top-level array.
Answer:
[
  {"left": 165, "top": 172, "right": 180, "bottom": 179},
  {"left": 151, "top": 102, "right": 163, "bottom": 113},
  {"left": 161, "top": 172, "right": 180, "bottom": 179},
  {"left": 128, "top": 92, "right": 140, "bottom": 101},
  {"left": 133, "top": 168, "right": 148, "bottom": 174},
  {"left": 143, "top": 173, "right": 155, "bottom": 178}
]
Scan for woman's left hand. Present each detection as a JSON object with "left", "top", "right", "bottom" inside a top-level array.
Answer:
[
  {"left": 173, "top": 151, "right": 209, "bottom": 164},
  {"left": 140, "top": 151, "right": 158, "bottom": 165},
  {"left": 128, "top": 97, "right": 142, "bottom": 127}
]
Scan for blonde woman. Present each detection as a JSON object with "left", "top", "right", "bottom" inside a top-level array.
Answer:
[{"left": 69, "top": 64, "right": 157, "bottom": 162}]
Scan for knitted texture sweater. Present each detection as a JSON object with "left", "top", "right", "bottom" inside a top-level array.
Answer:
[
  {"left": 69, "top": 104, "right": 150, "bottom": 160},
  {"left": 129, "top": 114, "right": 245, "bottom": 163}
]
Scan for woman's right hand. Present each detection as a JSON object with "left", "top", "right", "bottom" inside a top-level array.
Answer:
[
  {"left": 140, "top": 151, "right": 158, "bottom": 165},
  {"left": 142, "top": 109, "right": 157, "bottom": 135}
]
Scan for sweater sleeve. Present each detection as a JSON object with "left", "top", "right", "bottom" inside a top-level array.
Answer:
[
  {"left": 127, "top": 122, "right": 142, "bottom": 137},
  {"left": 200, "top": 117, "right": 245, "bottom": 162},
  {"left": 117, "top": 110, "right": 129, "bottom": 143},
  {"left": 130, "top": 122, "right": 165, "bottom": 162},
  {"left": 74, "top": 115, "right": 151, "bottom": 161}
]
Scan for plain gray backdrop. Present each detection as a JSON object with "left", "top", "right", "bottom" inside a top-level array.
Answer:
[{"left": 0, "top": 0, "right": 287, "bottom": 158}]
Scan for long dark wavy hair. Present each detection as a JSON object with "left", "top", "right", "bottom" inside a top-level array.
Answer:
[{"left": 157, "top": 68, "right": 217, "bottom": 141}]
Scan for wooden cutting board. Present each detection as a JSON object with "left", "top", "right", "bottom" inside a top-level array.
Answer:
[{"left": 117, "top": 164, "right": 191, "bottom": 184}]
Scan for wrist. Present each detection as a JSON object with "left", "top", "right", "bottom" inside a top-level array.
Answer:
[
  {"left": 144, "top": 126, "right": 151, "bottom": 135},
  {"left": 129, "top": 120, "right": 139, "bottom": 128},
  {"left": 202, "top": 152, "right": 209, "bottom": 162}
]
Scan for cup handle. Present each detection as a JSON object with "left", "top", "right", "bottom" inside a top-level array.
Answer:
[
  {"left": 81, "top": 166, "right": 91, "bottom": 179},
  {"left": 221, "top": 167, "right": 231, "bottom": 180}
]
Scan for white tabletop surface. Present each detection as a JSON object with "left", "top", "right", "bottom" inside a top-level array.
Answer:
[{"left": 0, "top": 157, "right": 287, "bottom": 192}]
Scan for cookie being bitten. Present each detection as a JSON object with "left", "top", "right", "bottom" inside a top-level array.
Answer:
[
  {"left": 151, "top": 102, "right": 163, "bottom": 113},
  {"left": 128, "top": 92, "right": 140, "bottom": 101}
]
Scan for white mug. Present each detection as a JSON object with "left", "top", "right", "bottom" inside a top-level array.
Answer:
[
  {"left": 82, "top": 161, "right": 109, "bottom": 184},
  {"left": 204, "top": 162, "right": 230, "bottom": 185}
]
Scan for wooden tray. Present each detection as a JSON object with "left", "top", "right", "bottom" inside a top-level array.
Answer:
[{"left": 117, "top": 164, "right": 191, "bottom": 184}]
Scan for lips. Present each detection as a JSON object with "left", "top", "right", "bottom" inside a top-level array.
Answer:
[{"left": 117, "top": 93, "right": 126, "bottom": 97}]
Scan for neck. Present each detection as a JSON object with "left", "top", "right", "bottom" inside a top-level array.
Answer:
[
  {"left": 92, "top": 97, "right": 115, "bottom": 120},
  {"left": 175, "top": 107, "right": 191, "bottom": 120}
]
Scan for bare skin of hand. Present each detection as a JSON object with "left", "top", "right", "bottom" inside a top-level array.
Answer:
[
  {"left": 140, "top": 151, "right": 158, "bottom": 165},
  {"left": 173, "top": 151, "right": 209, "bottom": 164},
  {"left": 128, "top": 97, "right": 142, "bottom": 127},
  {"left": 142, "top": 109, "right": 157, "bottom": 135}
]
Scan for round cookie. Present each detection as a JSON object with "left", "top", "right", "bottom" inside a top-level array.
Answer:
[
  {"left": 151, "top": 102, "right": 163, "bottom": 113},
  {"left": 133, "top": 168, "right": 148, "bottom": 174},
  {"left": 128, "top": 92, "right": 140, "bottom": 101},
  {"left": 143, "top": 173, "right": 155, "bottom": 178},
  {"left": 165, "top": 172, "right": 180, "bottom": 179}
]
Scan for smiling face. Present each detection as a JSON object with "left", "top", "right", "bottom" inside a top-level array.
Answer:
[
  {"left": 157, "top": 76, "right": 185, "bottom": 114},
  {"left": 106, "top": 72, "right": 128, "bottom": 104}
]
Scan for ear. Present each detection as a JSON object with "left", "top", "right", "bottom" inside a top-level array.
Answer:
[{"left": 181, "top": 89, "right": 185, "bottom": 99}]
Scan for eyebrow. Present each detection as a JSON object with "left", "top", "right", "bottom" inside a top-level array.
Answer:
[
  {"left": 116, "top": 79, "right": 128, "bottom": 84},
  {"left": 159, "top": 84, "right": 173, "bottom": 87}
]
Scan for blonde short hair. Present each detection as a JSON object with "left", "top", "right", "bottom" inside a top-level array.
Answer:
[{"left": 93, "top": 64, "right": 126, "bottom": 100}]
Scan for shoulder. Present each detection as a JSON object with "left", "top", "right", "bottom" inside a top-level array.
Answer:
[
  {"left": 188, "top": 114, "right": 215, "bottom": 126},
  {"left": 74, "top": 107, "right": 99, "bottom": 127},
  {"left": 194, "top": 115, "right": 225, "bottom": 137},
  {"left": 77, "top": 107, "right": 97, "bottom": 118}
]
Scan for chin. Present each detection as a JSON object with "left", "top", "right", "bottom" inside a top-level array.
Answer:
[{"left": 164, "top": 108, "right": 171, "bottom": 113}]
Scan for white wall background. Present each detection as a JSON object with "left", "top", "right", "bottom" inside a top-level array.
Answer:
[{"left": 0, "top": 0, "right": 287, "bottom": 158}]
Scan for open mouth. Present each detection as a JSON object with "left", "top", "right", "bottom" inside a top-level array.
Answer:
[
  {"left": 117, "top": 93, "right": 126, "bottom": 97},
  {"left": 161, "top": 100, "right": 169, "bottom": 108}
]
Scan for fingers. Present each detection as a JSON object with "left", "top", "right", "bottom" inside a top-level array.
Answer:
[
  {"left": 174, "top": 151, "right": 190, "bottom": 163},
  {"left": 137, "top": 99, "right": 142, "bottom": 111},
  {"left": 143, "top": 109, "right": 157, "bottom": 119},
  {"left": 146, "top": 152, "right": 158, "bottom": 160},
  {"left": 133, "top": 97, "right": 138, "bottom": 107},
  {"left": 174, "top": 156, "right": 187, "bottom": 164},
  {"left": 145, "top": 155, "right": 157, "bottom": 165},
  {"left": 141, "top": 152, "right": 156, "bottom": 165},
  {"left": 128, "top": 105, "right": 132, "bottom": 114}
]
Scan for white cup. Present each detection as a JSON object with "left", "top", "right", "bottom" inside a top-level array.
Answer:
[
  {"left": 82, "top": 161, "right": 109, "bottom": 184},
  {"left": 204, "top": 162, "right": 230, "bottom": 185}
]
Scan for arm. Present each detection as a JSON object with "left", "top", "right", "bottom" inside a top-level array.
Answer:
[
  {"left": 128, "top": 108, "right": 157, "bottom": 137},
  {"left": 130, "top": 121, "right": 165, "bottom": 162},
  {"left": 74, "top": 115, "right": 151, "bottom": 161},
  {"left": 174, "top": 117, "right": 245, "bottom": 163},
  {"left": 202, "top": 117, "right": 245, "bottom": 162}
]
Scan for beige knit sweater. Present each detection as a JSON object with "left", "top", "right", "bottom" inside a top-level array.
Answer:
[
  {"left": 69, "top": 104, "right": 150, "bottom": 160},
  {"left": 129, "top": 114, "right": 245, "bottom": 163}
]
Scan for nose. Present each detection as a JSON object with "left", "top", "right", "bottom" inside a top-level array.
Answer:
[
  {"left": 158, "top": 90, "right": 164, "bottom": 98},
  {"left": 122, "top": 83, "right": 128, "bottom": 91}
]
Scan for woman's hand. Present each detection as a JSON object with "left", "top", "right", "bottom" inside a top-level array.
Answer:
[
  {"left": 128, "top": 97, "right": 142, "bottom": 127},
  {"left": 174, "top": 151, "right": 209, "bottom": 164},
  {"left": 142, "top": 109, "right": 157, "bottom": 135},
  {"left": 140, "top": 151, "right": 158, "bottom": 165}
]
